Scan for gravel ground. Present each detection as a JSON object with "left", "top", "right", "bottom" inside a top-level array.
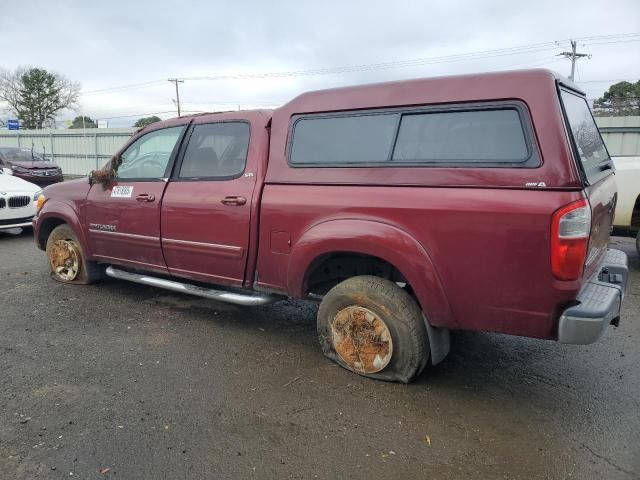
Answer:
[{"left": 0, "top": 229, "right": 638, "bottom": 480}]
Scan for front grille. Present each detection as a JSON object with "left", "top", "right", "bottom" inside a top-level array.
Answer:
[
  {"left": 0, "top": 216, "right": 33, "bottom": 226},
  {"left": 0, "top": 198, "right": 5, "bottom": 209},
  {"left": 32, "top": 169, "right": 59, "bottom": 177},
  {"left": 8, "top": 196, "right": 30, "bottom": 208}
]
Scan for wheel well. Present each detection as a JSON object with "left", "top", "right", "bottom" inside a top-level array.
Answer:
[
  {"left": 38, "top": 218, "right": 66, "bottom": 249},
  {"left": 305, "top": 252, "right": 410, "bottom": 297},
  {"left": 631, "top": 194, "right": 640, "bottom": 230}
]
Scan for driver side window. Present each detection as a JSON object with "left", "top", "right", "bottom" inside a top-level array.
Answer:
[{"left": 117, "top": 126, "right": 184, "bottom": 180}]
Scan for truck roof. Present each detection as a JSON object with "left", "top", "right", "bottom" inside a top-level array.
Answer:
[{"left": 279, "top": 69, "right": 581, "bottom": 112}]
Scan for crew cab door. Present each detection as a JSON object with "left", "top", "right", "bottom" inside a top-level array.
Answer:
[
  {"left": 560, "top": 89, "right": 617, "bottom": 278},
  {"left": 85, "top": 125, "right": 187, "bottom": 272},
  {"left": 160, "top": 119, "right": 257, "bottom": 286}
]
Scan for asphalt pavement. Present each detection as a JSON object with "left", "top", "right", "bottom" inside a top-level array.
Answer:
[{"left": 1, "top": 229, "right": 638, "bottom": 479}]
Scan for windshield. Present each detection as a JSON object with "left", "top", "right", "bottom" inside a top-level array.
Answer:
[
  {"left": 0, "top": 148, "right": 45, "bottom": 162},
  {"left": 560, "top": 90, "right": 610, "bottom": 181}
]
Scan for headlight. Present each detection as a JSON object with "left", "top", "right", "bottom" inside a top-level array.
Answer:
[
  {"left": 33, "top": 190, "right": 42, "bottom": 201},
  {"left": 35, "top": 194, "right": 47, "bottom": 212},
  {"left": 11, "top": 165, "right": 29, "bottom": 174}
]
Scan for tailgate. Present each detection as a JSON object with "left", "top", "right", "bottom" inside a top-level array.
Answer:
[
  {"left": 559, "top": 88, "right": 617, "bottom": 280},
  {"left": 584, "top": 175, "right": 617, "bottom": 278}
]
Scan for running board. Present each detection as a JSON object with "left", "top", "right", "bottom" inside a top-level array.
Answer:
[{"left": 105, "top": 266, "right": 278, "bottom": 306}]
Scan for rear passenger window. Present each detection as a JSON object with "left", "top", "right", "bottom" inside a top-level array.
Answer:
[
  {"left": 289, "top": 104, "right": 535, "bottom": 167},
  {"left": 179, "top": 122, "right": 250, "bottom": 179}
]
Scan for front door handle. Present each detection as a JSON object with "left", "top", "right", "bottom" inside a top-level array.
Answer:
[
  {"left": 136, "top": 193, "right": 155, "bottom": 202},
  {"left": 221, "top": 195, "right": 247, "bottom": 206}
]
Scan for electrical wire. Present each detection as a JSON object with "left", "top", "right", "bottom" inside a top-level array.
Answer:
[{"left": 78, "top": 32, "right": 640, "bottom": 96}]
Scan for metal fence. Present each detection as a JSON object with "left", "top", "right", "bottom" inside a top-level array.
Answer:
[
  {"left": 0, "top": 117, "right": 638, "bottom": 176},
  {"left": 0, "top": 128, "right": 136, "bottom": 176},
  {"left": 596, "top": 116, "right": 640, "bottom": 157}
]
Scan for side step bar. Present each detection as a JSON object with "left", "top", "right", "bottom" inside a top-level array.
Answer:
[{"left": 105, "top": 266, "right": 279, "bottom": 307}]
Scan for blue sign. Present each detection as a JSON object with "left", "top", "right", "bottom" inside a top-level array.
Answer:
[{"left": 7, "top": 119, "right": 19, "bottom": 130}]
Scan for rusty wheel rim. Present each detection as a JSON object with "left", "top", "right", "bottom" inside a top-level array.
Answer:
[
  {"left": 48, "top": 239, "right": 80, "bottom": 281},
  {"left": 331, "top": 306, "right": 393, "bottom": 374}
]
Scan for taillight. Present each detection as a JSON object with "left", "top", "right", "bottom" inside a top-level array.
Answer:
[{"left": 551, "top": 199, "right": 591, "bottom": 280}]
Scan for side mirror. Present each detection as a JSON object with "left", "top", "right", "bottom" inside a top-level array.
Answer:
[{"left": 89, "top": 154, "right": 121, "bottom": 189}]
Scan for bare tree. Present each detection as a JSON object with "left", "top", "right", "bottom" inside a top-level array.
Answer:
[{"left": 0, "top": 67, "right": 80, "bottom": 129}]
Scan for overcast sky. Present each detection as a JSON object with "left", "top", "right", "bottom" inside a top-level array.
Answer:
[{"left": 1, "top": 0, "right": 639, "bottom": 127}]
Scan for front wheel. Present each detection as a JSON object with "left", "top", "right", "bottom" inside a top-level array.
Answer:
[
  {"left": 317, "top": 276, "right": 429, "bottom": 383},
  {"left": 46, "top": 224, "right": 103, "bottom": 284}
]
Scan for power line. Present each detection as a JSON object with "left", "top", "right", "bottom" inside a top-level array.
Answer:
[
  {"left": 82, "top": 80, "right": 167, "bottom": 96},
  {"left": 78, "top": 32, "right": 640, "bottom": 97}
]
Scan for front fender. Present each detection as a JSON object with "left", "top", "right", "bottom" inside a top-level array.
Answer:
[
  {"left": 35, "top": 200, "right": 89, "bottom": 255},
  {"left": 287, "top": 219, "right": 456, "bottom": 328}
]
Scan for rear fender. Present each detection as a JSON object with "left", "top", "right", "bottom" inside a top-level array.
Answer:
[{"left": 287, "top": 219, "right": 456, "bottom": 328}]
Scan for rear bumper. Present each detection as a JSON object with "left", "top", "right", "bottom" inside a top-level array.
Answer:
[{"left": 558, "top": 249, "right": 628, "bottom": 344}]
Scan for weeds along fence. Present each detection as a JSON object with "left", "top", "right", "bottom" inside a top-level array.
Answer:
[{"left": 0, "top": 128, "right": 136, "bottom": 176}]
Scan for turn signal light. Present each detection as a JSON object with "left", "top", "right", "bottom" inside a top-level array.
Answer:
[
  {"left": 550, "top": 199, "right": 591, "bottom": 281},
  {"left": 36, "top": 194, "right": 47, "bottom": 212}
]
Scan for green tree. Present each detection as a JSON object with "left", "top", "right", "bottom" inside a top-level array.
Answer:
[
  {"left": 69, "top": 115, "right": 97, "bottom": 129},
  {"left": 593, "top": 80, "right": 640, "bottom": 116},
  {"left": 0, "top": 67, "right": 80, "bottom": 129},
  {"left": 134, "top": 116, "right": 162, "bottom": 128}
]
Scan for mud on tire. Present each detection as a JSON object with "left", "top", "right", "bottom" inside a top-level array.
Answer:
[
  {"left": 46, "top": 224, "right": 103, "bottom": 284},
  {"left": 317, "top": 275, "right": 429, "bottom": 383}
]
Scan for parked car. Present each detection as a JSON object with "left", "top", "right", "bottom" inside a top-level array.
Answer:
[
  {"left": 611, "top": 156, "right": 640, "bottom": 254},
  {"left": 0, "top": 169, "right": 41, "bottom": 231},
  {"left": 0, "top": 147, "right": 63, "bottom": 186},
  {"left": 33, "top": 69, "right": 628, "bottom": 383}
]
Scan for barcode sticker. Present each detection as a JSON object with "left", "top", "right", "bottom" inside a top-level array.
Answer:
[{"left": 111, "top": 186, "right": 134, "bottom": 198}]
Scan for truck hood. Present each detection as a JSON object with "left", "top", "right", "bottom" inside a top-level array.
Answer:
[
  {"left": 0, "top": 172, "right": 41, "bottom": 194},
  {"left": 9, "top": 160, "right": 59, "bottom": 169}
]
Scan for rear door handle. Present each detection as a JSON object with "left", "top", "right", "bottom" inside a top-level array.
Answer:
[
  {"left": 136, "top": 193, "right": 155, "bottom": 202},
  {"left": 221, "top": 195, "right": 247, "bottom": 206}
]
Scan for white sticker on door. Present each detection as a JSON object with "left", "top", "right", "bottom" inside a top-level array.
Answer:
[{"left": 111, "top": 186, "right": 134, "bottom": 198}]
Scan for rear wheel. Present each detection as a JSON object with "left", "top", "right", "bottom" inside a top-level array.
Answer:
[
  {"left": 317, "top": 276, "right": 429, "bottom": 383},
  {"left": 636, "top": 231, "right": 639, "bottom": 256},
  {"left": 46, "top": 224, "right": 103, "bottom": 284}
]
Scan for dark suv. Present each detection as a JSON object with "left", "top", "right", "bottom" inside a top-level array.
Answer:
[{"left": 0, "top": 147, "right": 63, "bottom": 186}]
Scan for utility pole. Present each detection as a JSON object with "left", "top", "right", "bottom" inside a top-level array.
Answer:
[
  {"left": 168, "top": 78, "right": 184, "bottom": 116},
  {"left": 557, "top": 40, "right": 590, "bottom": 81}
]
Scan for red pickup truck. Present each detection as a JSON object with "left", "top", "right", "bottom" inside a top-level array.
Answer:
[{"left": 34, "top": 69, "right": 628, "bottom": 383}]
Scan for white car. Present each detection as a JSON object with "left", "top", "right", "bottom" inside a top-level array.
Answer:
[
  {"left": 612, "top": 156, "right": 640, "bottom": 254},
  {"left": 0, "top": 169, "right": 41, "bottom": 231}
]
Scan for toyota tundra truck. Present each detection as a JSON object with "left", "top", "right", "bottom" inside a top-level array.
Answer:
[{"left": 33, "top": 69, "right": 629, "bottom": 383}]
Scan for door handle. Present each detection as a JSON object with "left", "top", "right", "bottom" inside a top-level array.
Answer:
[
  {"left": 136, "top": 193, "right": 155, "bottom": 202},
  {"left": 221, "top": 195, "right": 247, "bottom": 206}
]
